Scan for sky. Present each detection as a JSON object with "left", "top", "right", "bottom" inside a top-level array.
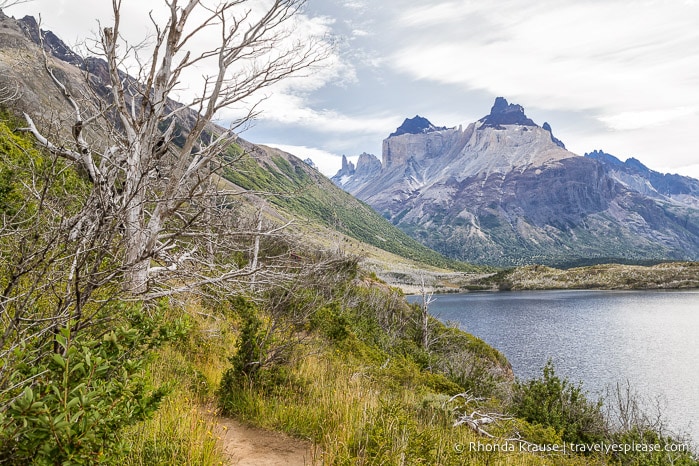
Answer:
[{"left": 5, "top": 0, "right": 699, "bottom": 178}]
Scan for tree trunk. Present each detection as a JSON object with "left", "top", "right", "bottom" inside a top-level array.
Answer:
[{"left": 125, "top": 257, "right": 149, "bottom": 294}]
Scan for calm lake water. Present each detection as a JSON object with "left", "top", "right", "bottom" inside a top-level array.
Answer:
[{"left": 412, "top": 290, "right": 699, "bottom": 444}]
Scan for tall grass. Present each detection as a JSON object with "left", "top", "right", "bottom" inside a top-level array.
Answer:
[
  {"left": 122, "top": 396, "right": 223, "bottom": 466},
  {"left": 221, "top": 344, "right": 594, "bottom": 465},
  {"left": 122, "top": 311, "right": 232, "bottom": 466}
]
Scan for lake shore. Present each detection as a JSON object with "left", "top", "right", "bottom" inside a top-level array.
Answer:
[
  {"left": 420, "top": 289, "right": 699, "bottom": 446},
  {"left": 375, "top": 261, "right": 699, "bottom": 294}
]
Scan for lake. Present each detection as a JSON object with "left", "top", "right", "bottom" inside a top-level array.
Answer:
[{"left": 412, "top": 290, "right": 699, "bottom": 444}]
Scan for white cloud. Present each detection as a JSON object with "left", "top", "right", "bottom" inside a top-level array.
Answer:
[
  {"left": 10, "top": 1, "right": 699, "bottom": 180},
  {"left": 11, "top": 0, "right": 349, "bottom": 122},
  {"left": 599, "top": 107, "right": 698, "bottom": 131},
  {"left": 391, "top": 1, "right": 699, "bottom": 116},
  {"left": 387, "top": 0, "right": 699, "bottom": 177},
  {"left": 233, "top": 92, "right": 397, "bottom": 135},
  {"left": 678, "top": 164, "right": 699, "bottom": 180},
  {"left": 259, "top": 143, "right": 346, "bottom": 176},
  {"left": 342, "top": 1, "right": 367, "bottom": 11}
]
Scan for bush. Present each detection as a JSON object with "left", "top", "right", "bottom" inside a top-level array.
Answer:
[
  {"left": 0, "top": 314, "right": 173, "bottom": 464},
  {"left": 510, "top": 360, "right": 606, "bottom": 444}
]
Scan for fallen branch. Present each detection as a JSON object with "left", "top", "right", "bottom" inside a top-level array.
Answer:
[{"left": 447, "top": 392, "right": 512, "bottom": 438}]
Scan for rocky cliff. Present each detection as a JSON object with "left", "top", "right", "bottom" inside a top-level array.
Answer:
[
  {"left": 331, "top": 152, "right": 381, "bottom": 194},
  {"left": 333, "top": 98, "right": 699, "bottom": 267}
]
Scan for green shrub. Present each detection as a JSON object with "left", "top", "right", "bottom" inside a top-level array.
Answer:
[
  {"left": 0, "top": 319, "right": 171, "bottom": 464},
  {"left": 510, "top": 360, "right": 606, "bottom": 445}
]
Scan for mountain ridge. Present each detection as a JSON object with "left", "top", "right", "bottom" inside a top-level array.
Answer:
[{"left": 333, "top": 98, "right": 699, "bottom": 267}]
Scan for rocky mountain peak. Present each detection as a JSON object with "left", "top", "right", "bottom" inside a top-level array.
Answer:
[
  {"left": 355, "top": 152, "right": 382, "bottom": 176},
  {"left": 624, "top": 157, "right": 650, "bottom": 174},
  {"left": 17, "top": 15, "right": 83, "bottom": 67},
  {"left": 585, "top": 150, "right": 624, "bottom": 167},
  {"left": 542, "top": 122, "right": 566, "bottom": 149},
  {"left": 338, "top": 154, "right": 355, "bottom": 177},
  {"left": 389, "top": 115, "right": 448, "bottom": 138},
  {"left": 479, "top": 97, "right": 536, "bottom": 128},
  {"left": 303, "top": 158, "right": 318, "bottom": 170},
  {"left": 331, "top": 152, "right": 382, "bottom": 191},
  {"left": 585, "top": 150, "right": 699, "bottom": 199},
  {"left": 329, "top": 97, "right": 699, "bottom": 266}
]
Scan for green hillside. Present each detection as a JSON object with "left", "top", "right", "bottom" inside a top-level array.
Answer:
[{"left": 223, "top": 143, "right": 481, "bottom": 272}]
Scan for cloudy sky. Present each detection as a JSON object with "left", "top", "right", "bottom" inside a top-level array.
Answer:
[{"left": 7, "top": 0, "right": 699, "bottom": 178}]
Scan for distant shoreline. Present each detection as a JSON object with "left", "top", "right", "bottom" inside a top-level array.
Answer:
[{"left": 375, "top": 261, "right": 699, "bottom": 295}]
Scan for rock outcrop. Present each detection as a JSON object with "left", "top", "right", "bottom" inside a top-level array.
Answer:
[
  {"left": 331, "top": 153, "right": 381, "bottom": 194},
  {"left": 479, "top": 97, "right": 536, "bottom": 128},
  {"left": 389, "top": 115, "right": 448, "bottom": 137},
  {"left": 303, "top": 158, "right": 318, "bottom": 170},
  {"left": 542, "top": 122, "right": 566, "bottom": 149},
  {"left": 382, "top": 123, "right": 463, "bottom": 169},
  {"left": 355, "top": 152, "right": 381, "bottom": 178}
]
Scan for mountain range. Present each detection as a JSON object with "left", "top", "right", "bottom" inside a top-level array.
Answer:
[
  {"left": 4, "top": 8, "right": 699, "bottom": 271},
  {"left": 333, "top": 98, "right": 699, "bottom": 267}
]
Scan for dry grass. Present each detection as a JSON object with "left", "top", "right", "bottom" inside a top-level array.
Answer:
[
  {"left": 122, "top": 310, "right": 233, "bottom": 466},
  {"left": 222, "top": 346, "right": 596, "bottom": 466}
]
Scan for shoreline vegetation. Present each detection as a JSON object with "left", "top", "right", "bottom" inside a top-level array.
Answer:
[
  {"left": 375, "top": 261, "right": 699, "bottom": 294},
  {"left": 124, "top": 266, "right": 699, "bottom": 465}
]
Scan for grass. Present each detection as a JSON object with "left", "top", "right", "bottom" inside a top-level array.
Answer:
[
  {"left": 219, "top": 342, "right": 595, "bottom": 466},
  {"left": 123, "top": 394, "right": 223, "bottom": 466},
  {"left": 117, "top": 274, "right": 696, "bottom": 466},
  {"left": 122, "top": 309, "right": 233, "bottom": 466}
]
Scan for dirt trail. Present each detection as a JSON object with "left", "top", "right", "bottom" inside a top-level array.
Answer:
[{"left": 216, "top": 417, "right": 316, "bottom": 465}]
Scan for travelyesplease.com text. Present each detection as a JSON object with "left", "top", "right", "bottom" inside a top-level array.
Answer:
[{"left": 457, "top": 441, "right": 691, "bottom": 455}]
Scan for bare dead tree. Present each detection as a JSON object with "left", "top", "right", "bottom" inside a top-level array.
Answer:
[
  {"left": 18, "top": 0, "right": 326, "bottom": 294},
  {"left": 605, "top": 380, "right": 671, "bottom": 436},
  {"left": 0, "top": 0, "right": 33, "bottom": 9},
  {"left": 1, "top": 0, "right": 329, "bottom": 414},
  {"left": 418, "top": 273, "right": 434, "bottom": 350}
]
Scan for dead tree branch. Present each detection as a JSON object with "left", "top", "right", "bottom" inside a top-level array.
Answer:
[
  {"left": 17, "top": 0, "right": 327, "bottom": 294},
  {"left": 447, "top": 392, "right": 512, "bottom": 438}
]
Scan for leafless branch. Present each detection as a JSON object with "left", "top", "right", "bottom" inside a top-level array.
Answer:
[
  {"left": 447, "top": 392, "right": 512, "bottom": 438},
  {"left": 0, "top": 81, "right": 22, "bottom": 105},
  {"left": 2, "top": 0, "right": 328, "bottom": 404},
  {"left": 17, "top": 0, "right": 326, "bottom": 294},
  {"left": 0, "top": 0, "right": 32, "bottom": 10}
]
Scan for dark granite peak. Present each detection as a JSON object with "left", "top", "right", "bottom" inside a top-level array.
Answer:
[
  {"left": 389, "top": 115, "right": 447, "bottom": 137},
  {"left": 585, "top": 150, "right": 624, "bottom": 167},
  {"left": 17, "top": 15, "right": 83, "bottom": 67},
  {"left": 624, "top": 157, "right": 650, "bottom": 174},
  {"left": 479, "top": 97, "right": 536, "bottom": 129}
]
